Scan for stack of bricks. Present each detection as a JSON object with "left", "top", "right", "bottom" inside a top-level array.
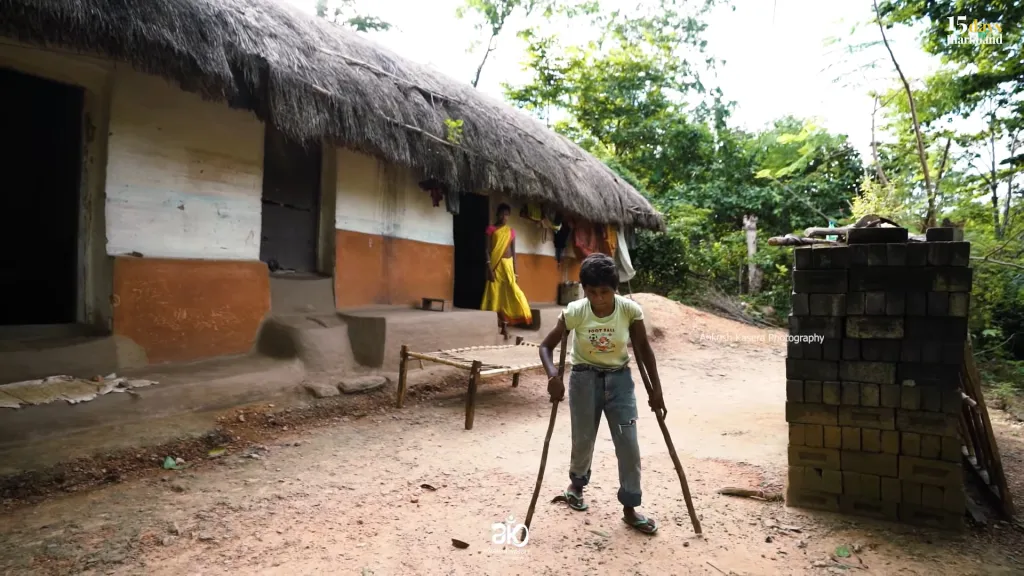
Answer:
[{"left": 785, "top": 227, "right": 970, "bottom": 530}]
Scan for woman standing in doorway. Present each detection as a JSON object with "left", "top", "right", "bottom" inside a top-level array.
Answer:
[{"left": 482, "top": 203, "right": 533, "bottom": 338}]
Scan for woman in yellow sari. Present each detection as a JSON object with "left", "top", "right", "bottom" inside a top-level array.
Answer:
[{"left": 482, "top": 203, "right": 533, "bottom": 338}]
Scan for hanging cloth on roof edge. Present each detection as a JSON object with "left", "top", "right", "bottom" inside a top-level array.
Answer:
[
  {"left": 614, "top": 226, "right": 636, "bottom": 282},
  {"left": 418, "top": 179, "right": 459, "bottom": 216}
]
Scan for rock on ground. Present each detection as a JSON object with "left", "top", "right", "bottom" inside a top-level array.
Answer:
[{"left": 338, "top": 376, "right": 387, "bottom": 394}]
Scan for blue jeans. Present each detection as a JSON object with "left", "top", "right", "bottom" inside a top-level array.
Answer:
[{"left": 568, "top": 364, "right": 642, "bottom": 507}]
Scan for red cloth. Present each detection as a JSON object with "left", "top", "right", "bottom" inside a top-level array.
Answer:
[
  {"left": 485, "top": 225, "right": 516, "bottom": 240},
  {"left": 572, "top": 221, "right": 606, "bottom": 258}
]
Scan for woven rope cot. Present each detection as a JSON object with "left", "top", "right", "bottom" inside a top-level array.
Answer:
[{"left": 395, "top": 338, "right": 569, "bottom": 429}]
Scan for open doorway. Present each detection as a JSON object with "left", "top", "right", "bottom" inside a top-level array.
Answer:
[
  {"left": 0, "top": 67, "right": 83, "bottom": 326},
  {"left": 260, "top": 124, "right": 322, "bottom": 275},
  {"left": 452, "top": 192, "right": 490, "bottom": 309}
]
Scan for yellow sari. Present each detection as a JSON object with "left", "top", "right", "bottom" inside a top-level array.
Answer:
[{"left": 481, "top": 225, "right": 533, "bottom": 326}]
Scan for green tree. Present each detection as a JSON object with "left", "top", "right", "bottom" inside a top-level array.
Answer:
[{"left": 315, "top": 0, "right": 391, "bottom": 32}]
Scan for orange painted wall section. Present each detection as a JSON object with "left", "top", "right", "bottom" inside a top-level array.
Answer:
[
  {"left": 112, "top": 257, "right": 270, "bottom": 363},
  {"left": 335, "top": 230, "right": 454, "bottom": 308},
  {"left": 515, "top": 253, "right": 580, "bottom": 303}
]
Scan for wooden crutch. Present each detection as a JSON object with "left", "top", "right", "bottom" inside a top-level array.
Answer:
[
  {"left": 634, "top": 353, "right": 702, "bottom": 535},
  {"left": 522, "top": 329, "right": 570, "bottom": 535}
]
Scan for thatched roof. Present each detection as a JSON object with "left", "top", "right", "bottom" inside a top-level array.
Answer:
[{"left": 0, "top": 0, "right": 664, "bottom": 230}]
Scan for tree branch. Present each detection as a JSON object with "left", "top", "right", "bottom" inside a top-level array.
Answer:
[
  {"left": 873, "top": 0, "right": 934, "bottom": 226},
  {"left": 970, "top": 256, "right": 1024, "bottom": 271},
  {"left": 870, "top": 95, "right": 890, "bottom": 186}
]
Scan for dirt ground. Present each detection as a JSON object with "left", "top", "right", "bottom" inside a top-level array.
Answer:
[{"left": 2, "top": 294, "right": 1024, "bottom": 575}]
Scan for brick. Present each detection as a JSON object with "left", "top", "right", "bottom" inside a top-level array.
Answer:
[
  {"left": 789, "top": 424, "right": 806, "bottom": 446},
  {"left": 927, "top": 242, "right": 952, "bottom": 266},
  {"left": 842, "top": 339, "right": 861, "bottom": 360},
  {"left": 810, "top": 294, "right": 846, "bottom": 316},
  {"left": 840, "top": 406, "right": 895, "bottom": 430},
  {"left": 860, "top": 382, "right": 880, "bottom": 407},
  {"left": 846, "top": 292, "right": 866, "bottom": 315},
  {"left": 841, "top": 382, "right": 860, "bottom": 405},
  {"left": 786, "top": 359, "right": 839, "bottom": 381},
  {"left": 948, "top": 292, "right": 969, "bottom": 317},
  {"left": 900, "top": 340, "right": 921, "bottom": 362},
  {"left": 804, "top": 381, "right": 823, "bottom": 403},
  {"left": 925, "top": 227, "right": 963, "bottom": 242},
  {"left": 881, "top": 430, "right": 900, "bottom": 454},
  {"left": 905, "top": 317, "right": 968, "bottom": 341},
  {"left": 801, "top": 342, "right": 823, "bottom": 360},
  {"left": 805, "top": 424, "right": 824, "bottom": 447},
  {"left": 823, "top": 426, "right": 842, "bottom": 449},
  {"left": 793, "top": 270, "right": 848, "bottom": 294},
  {"left": 928, "top": 292, "right": 949, "bottom": 316},
  {"left": 920, "top": 435, "right": 942, "bottom": 459},
  {"left": 848, "top": 244, "right": 869, "bottom": 266},
  {"left": 941, "top": 388, "right": 962, "bottom": 415},
  {"left": 840, "top": 361, "right": 896, "bottom": 385},
  {"left": 861, "top": 340, "right": 901, "bottom": 362},
  {"left": 786, "top": 402, "right": 838, "bottom": 426},
  {"left": 842, "top": 450, "right": 898, "bottom": 477},
  {"left": 906, "top": 242, "right": 929, "bottom": 266},
  {"left": 786, "top": 487, "right": 839, "bottom": 512},
  {"left": 787, "top": 465, "right": 805, "bottom": 490},
  {"left": 789, "top": 316, "right": 843, "bottom": 339},
  {"left": 846, "top": 317, "right": 904, "bottom": 340},
  {"left": 804, "top": 466, "right": 843, "bottom": 494},
  {"left": 901, "top": 386, "right": 921, "bottom": 410},
  {"left": 789, "top": 445, "right": 841, "bottom": 470},
  {"left": 841, "top": 496, "right": 898, "bottom": 521},
  {"left": 886, "top": 243, "right": 907, "bottom": 266},
  {"left": 786, "top": 379, "right": 804, "bottom": 402},
  {"left": 843, "top": 472, "right": 881, "bottom": 499},
  {"left": 862, "top": 428, "right": 882, "bottom": 453},
  {"left": 787, "top": 341, "right": 803, "bottom": 359},
  {"left": 841, "top": 426, "right": 861, "bottom": 450},
  {"left": 822, "top": 339, "right": 841, "bottom": 361},
  {"left": 943, "top": 342, "right": 965, "bottom": 365},
  {"left": 847, "top": 227, "right": 909, "bottom": 244},
  {"left": 794, "top": 247, "right": 813, "bottom": 270},
  {"left": 902, "top": 481, "right": 922, "bottom": 505},
  {"left": 901, "top": 269, "right": 935, "bottom": 291},
  {"left": 899, "top": 455, "right": 961, "bottom": 486},
  {"left": 822, "top": 381, "right": 841, "bottom": 405},
  {"left": 865, "top": 291, "right": 886, "bottom": 315},
  {"left": 849, "top": 268, "right": 903, "bottom": 292},
  {"left": 898, "top": 362, "right": 960, "bottom": 388},
  {"left": 940, "top": 436, "right": 961, "bottom": 462},
  {"left": 920, "top": 342, "right": 943, "bottom": 364},
  {"left": 943, "top": 484, "right": 967, "bottom": 513},
  {"left": 881, "top": 477, "right": 902, "bottom": 502},
  {"left": 867, "top": 244, "right": 888, "bottom": 266},
  {"left": 949, "top": 242, "right": 970, "bottom": 266},
  {"left": 791, "top": 293, "right": 810, "bottom": 315},
  {"left": 880, "top": 384, "right": 901, "bottom": 408},
  {"left": 905, "top": 292, "right": 927, "bottom": 316},
  {"left": 931, "top": 267, "right": 973, "bottom": 292},
  {"left": 921, "top": 387, "right": 942, "bottom": 412},
  {"left": 921, "top": 484, "right": 944, "bottom": 510},
  {"left": 902, "top": 432, "right": 921, "bottom": 456},
  {"left": 886, "top": 291, "right": 906, "bottom": 315},
  {"left": 899, "top": 503, "right": 962, "bottom": 530},
  {"left": 897, "top": 411, "right": 958, "bottom": 437},
  {"left": 812, "top": 246, "right": 851, "bottom": 269}
]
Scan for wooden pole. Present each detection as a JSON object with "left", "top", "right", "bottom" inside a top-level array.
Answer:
[
  {"left": 523, "top": 331, "right": 569, "bottom": 534},
  {"left": 465, "top": 360, "right": 483, "bottom": 430},
  {"left": 634, "top": 354, "right": 702, "bottom": 535},
  {"left": 397, "top": 345, "right": 409, "bottom": 408},
  {"left": 512, "top": 337, "right": 524, "bottom": 388}
]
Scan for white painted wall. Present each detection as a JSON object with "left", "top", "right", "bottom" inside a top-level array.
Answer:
[
  {"left": 335, "top": 148, "right": 453, "bottom": 246},
  {"left": 104, "top": 69, "right": 264, "bottom": 260}
]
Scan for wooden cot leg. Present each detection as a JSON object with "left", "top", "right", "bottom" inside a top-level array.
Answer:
[
  {"left": 512, "top": 337, "right": 524, "bottom": 388},
  {"left": 465, "top": 360, "right": 482, "bottom": 430},
  {"left": 397, "top": 345, "right": 409, "bottom": 409}
]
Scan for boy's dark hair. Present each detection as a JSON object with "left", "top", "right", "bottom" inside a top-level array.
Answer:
[
  {"left": 496, "top": 203, "right": 511, "bottom": 215},
  {"left": 579, "top": 253, "right": 618, "bottom": 289}
]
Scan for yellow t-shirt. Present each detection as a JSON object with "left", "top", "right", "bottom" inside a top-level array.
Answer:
[{"left": 561, "top": 294, "right": 644, "bottom": 369}]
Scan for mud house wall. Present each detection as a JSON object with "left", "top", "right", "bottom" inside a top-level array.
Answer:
[
  {"left": 488, "top": 193, "right": 579, "bottom": 304},
  {"left": 104, "top": 69, "right": 270, "bottom": 363}
]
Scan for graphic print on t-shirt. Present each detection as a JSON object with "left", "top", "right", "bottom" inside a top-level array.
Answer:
[{"left": 587, "top": 327, "right": 617, "bottom": 354}]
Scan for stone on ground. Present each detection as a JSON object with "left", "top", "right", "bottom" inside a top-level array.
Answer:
[
  {"left": 304, "top": 381, "right": 340, "bottom": 398},
  {"left": 338, "top": 376, "right": 388, "bottom": 394}
]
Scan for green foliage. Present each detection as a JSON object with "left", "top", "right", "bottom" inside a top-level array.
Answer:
[
  {"left": 444, "top": 118, "right": 464, "bottom": 145},
  {"left": 315, "top": 0, "right": 392, "bottom": 32}
]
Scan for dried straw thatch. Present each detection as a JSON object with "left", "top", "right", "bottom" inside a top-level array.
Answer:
[{"left": 0, "top": 0, "right": 664, "bottom": 230}]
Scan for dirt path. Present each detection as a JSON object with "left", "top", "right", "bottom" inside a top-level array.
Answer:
[{"left": 2, "top": 296, "right": 1024, "bottom": 575}]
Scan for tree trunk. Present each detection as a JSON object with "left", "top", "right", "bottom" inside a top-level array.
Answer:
[{"left": 744, "top": 214, "right": 762, "bottom": 295}]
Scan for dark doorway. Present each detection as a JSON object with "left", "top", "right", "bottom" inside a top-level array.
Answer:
[
  {"left": 0, "top": 67, "right": 83, "bottom": 326},
  {"left": 453, "top": 192, "right": 491, "bottom": 309},
  {"left": 260, "top": 124, "right": 322, "bottom": 274}
]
